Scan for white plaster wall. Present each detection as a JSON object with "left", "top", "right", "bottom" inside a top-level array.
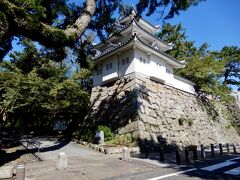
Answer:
[
  {"left": 93, "top": 63, "right": 103, "bottom": 86},
  {"left": 102, "top": 55, "right": 118, "bottom": 82},
  {"left": 134, "top": 48, "right": 151, "bottom": 76},
  {"left": 171, "top": 77, "right": 196, "bottom": 94},
  {"left": 93, "top": 47, "right": 195, "bottom": 94},
  {"left": 118, "top": 49, "right": 135, "bottom": 77},
  {"left": 149, "top": 54, "right": 166, "bottom": 81},
  {"left": 164, "top": 64, "right": 174, "bottom": 82}
]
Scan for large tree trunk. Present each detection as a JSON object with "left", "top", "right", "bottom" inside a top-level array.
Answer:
[
  {"left": 0, "top": 0, "right": 96, "bottom": 48},
  {"left": 64, "top": 0, "right": 96, "bottom": 38}
]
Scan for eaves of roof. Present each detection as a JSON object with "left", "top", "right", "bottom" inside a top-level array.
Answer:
[
  {"left": 94, "top": 19, "right": 134, "bottom": 48},
  {"left": 134, "top": 35, "right": 184, "bottom": 67},
  {"left": 94, "top": 18, "right": 171, "bottom": 50},
  {"left": 94, "top": 34, "right": 184, "bottom": 68},
  {"left": 132, "top": 19, "right": 172, "bottom": 49},
  {"left": 94, "top": 34, "right": 136, "bottom": 62}
]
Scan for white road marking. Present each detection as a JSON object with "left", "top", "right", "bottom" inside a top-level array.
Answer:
[
  {"left": 201, "top": 161, "right": 237, "bottom": 171},
  {"left": 225, "top": 166, "right": 240, "bottom": 176},
  {"left": 147, "top": 168, "right": 197, "bottom": 180}
]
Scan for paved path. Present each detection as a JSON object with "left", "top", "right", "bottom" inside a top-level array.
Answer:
[
  {"left": 22, "top": 139, "right": 240, "bottom": 180},
  {"left": 24, "top": 139, "right": 188, "bottom": 180}
]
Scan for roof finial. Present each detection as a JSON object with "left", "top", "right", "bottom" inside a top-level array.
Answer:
[{"left": 130, "top": 4, "right": 137, "bottom": 16}]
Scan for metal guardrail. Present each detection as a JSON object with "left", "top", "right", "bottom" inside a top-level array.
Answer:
[{"left": 21, "top": 138, "right": 42, "bottom": 161}]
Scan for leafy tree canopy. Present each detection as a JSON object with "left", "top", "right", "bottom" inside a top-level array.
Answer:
[
  {"left": 0, "top": 39, "right": 91, "bottom": 132},
  {"left": 158, "top": 23, "right": 240, "bottom": 101}
]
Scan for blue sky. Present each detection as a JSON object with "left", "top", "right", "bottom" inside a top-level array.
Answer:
[{"left": 126, "top": 0, "right": 240, "bottom": 51}]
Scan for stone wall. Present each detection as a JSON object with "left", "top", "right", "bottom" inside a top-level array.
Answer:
[
  {"left": 228, "top": 101, "right": 240, "bottom": 134},
  {"left": 87, "top": 73, "right": 240, "bottom": 146}
]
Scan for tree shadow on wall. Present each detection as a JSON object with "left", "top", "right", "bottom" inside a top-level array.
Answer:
[
  {"left": 83, "top": 77, "right": 144, "bottom": 133},
  {"left": 196, "top": 95, "right": 219, "bottom": 121}
]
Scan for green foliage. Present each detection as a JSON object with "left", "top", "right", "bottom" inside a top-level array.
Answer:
[
  {"left": 106, "top": 133, "right": 133, "bottom": 146},
  {"left": 96, "top": 125, "right": 133, "bottom": 146},
  {"left": 178, "top": 116, "right": 185, "bottom": 125},
  {"left": 226, "top": 124, "right": 233, "bottom": 129},
  {"left": 136, "top": 0, "right": 205, "bottom": 19},
  {"left": 97, "top": 125, "right": 114, "bottom": 141},
  {"left": 158, "top": 23, "right": 238, "bottom": 101},
  {"left": 0, "top": 42, "right": 90, "bottom": 132},
  {"left": 217, "top": 46, "right": 240, "bottom": 90},
  {"left": 186, "top": 118, "right": 193, "bottom": 126},
  {"left": 72, "top": 128, "right": 94, "bottom": 142},
  {"left": 178, "top": 116, "right": 193, "bottom": 126}
]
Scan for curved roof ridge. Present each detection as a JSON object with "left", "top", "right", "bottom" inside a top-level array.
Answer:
[
  {"left": 132, "top": 19, "right": 172, "bottom": 48},
  {"left": 94, "top": 33, "right": 184, "bottom": 67},
  {"left": 94, "top": 34, "right": 136, "bottom": 60},
  {"left": 94, "top": 19, "right": 134, "bottom": 47},
  {"left": 134, "top": 35, "right": 184, "bottom": 66}
]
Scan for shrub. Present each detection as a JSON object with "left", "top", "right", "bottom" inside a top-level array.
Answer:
[
  {"left": 187, "top": 118, "right": 193, "bottom": 126},
  {"left": 178, "top": 117, "right": 185, "bottom": 125},
  {"left": 115, "top": 134, "right": 133, "bottom": 146},
  {"left": 178, "top": 116, "right": 193, "bottom": 126},
  {"left": 106, "top": 133, "right": 133, "bottom": 146},
  {"left": 73, "top": 128, "right": 94, "bottom": 142},
  {"left": 97, "top": 125, "right": 114, "bottom": 141},
  {"left": 226, "top": 124, "right": 232, "bottom": 129}
]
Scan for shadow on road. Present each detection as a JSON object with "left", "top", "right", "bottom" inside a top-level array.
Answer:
[{"left": 0, "top": 130, "right": 70, "bottom": 166}]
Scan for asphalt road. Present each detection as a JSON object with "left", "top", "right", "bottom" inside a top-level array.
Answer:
[{"left": 142, "top": 157, "right": 240, "bottom": 180}]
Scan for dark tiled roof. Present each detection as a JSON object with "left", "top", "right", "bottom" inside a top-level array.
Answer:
[
  {"left": 94, "top": 34, "right": 136, "bottom": 61},
  {"left": 94, "top": 18, "right": 171, "bottom": 50},
  {"left": 94, "top": 34, "right": 184, "bottom": 67},
  {"left": 94, "top": 19, "right": 134, "bottom": 47},
  {"left": 135, "top": 35, "right": 183, "bottom": 66},
  {"left": 132, "top": 19, "right": 172, "bottom": 49}
]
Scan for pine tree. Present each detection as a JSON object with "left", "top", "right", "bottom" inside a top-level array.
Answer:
[{"left": 158, "top": 23, "right": 237, "bottom": 101}]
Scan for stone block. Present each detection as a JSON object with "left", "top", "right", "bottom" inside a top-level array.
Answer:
[
  {"left": 145, "top": 106, "right": 150, "bottom": 115},
  {"left": 140, "top": 114, "right": 158, "bottom": 125},
  {"left": 0, "top": 165, "right": 13, "bottom": 179},
  {"left": 151, "top": 125, "right": 160, "bottom": 133},
  {"left": 118, "top": 121, "right": 139, "bottom": 134},
  {"left": 138, "top": 131, "right": 151, "bottom": 140},
  {"left": 138, "top": 121, "right": 146, "bottom": 131},
  {"left": 122, "top": 79, "right": 136, "bottom": 91},
  {"left": 150, "top": 133, "right": 159, "bottom": 143}
]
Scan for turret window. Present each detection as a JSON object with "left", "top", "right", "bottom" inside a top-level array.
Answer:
[
  {"left": 126, "top": 57, "right": 129, "bottom": 64},
  {"left": 156, "top": 62, "right": 161, "bottom": 67},
  {"left": 122, "top": 59, "right": 125, "bottom": 65},
  {"left": 140, "top": 57, "right": 146, "bottom": 64},
  {"left": 121, "top": 57, "right": 130, "bottom": 66},
  {"left": 106, "top": 63, "right": 112, "bottom": 70},
  {"left": 166, "top": 68, "right": 171, "bottom": 74}
]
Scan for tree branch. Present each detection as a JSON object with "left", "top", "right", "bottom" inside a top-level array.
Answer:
[
  {"left": 0, "top": 0, "right": 96, "bottom": 48},
  {"left": 64, "top": 0, "right": 96, "bottom": 38}
]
